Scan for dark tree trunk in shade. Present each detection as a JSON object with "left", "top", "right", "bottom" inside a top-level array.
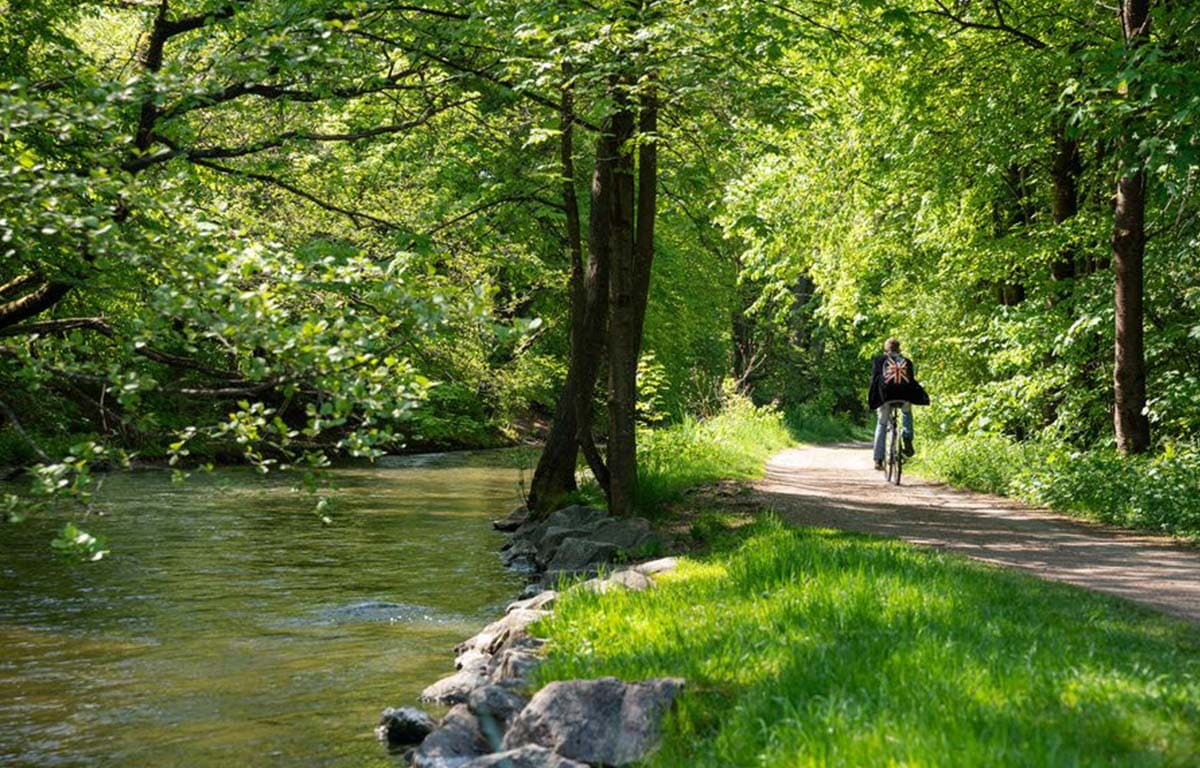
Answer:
[
  {"left": 1112, "top": 0, "right": 1151, "bottom": 455},
  {"left": 1050, "top": 126, "right": 1081, "bottom": 282},
  {"left": 604, "top": 90, "right": 640, "bottom": 518},
  {"left": 527, "top": 79, "right": 611, "bottom": 515}
]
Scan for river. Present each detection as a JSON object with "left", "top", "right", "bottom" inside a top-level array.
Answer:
[{"left": 0, "top": 451, "right": 527, "bottom": 767}]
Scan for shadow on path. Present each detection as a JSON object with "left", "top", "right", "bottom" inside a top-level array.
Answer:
[{"left": 759, "top": 444, "right": 1200, "bottom": 623}]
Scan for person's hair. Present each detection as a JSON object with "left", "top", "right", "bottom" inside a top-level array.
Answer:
[{"left": 884, "top": 337, "right": 901, "bottom": 353}]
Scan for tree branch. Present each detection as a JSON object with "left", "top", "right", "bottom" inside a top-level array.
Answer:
[
  {"left": 923, "top": 0, "right": 1049, "bottom": 49},
  {"left": 0, "top": 396, "right": 51, "bottom": 463},
  {"left": 190, "top": 158, "right": 402, "bottom": 230}
]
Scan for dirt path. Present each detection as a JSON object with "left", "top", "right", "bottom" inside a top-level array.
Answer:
[{"left": 757, "top": 443, "right": 1200, "bottom": 624}]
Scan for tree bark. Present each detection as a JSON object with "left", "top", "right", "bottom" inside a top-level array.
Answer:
[
  {"left": 526, "top": 77, "right": 612, "bottom": 516},
  {"left": 605, "top": 79, "right": 657, "bottom": 518},
  {"left": 1050, "top": 125, "right": 1081, "bottom": 282},
  {"left": 604, "top": 86, "right": 639, "bottom": 518},
  {"left": 1112, "top": 0, "right": 1151, "bottom": 455}
]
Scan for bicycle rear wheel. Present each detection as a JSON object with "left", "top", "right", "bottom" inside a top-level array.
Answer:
[{"left": 887, "top": 410, "right": 902, "bottom": 485}]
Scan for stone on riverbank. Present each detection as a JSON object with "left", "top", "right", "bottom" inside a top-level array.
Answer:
[
  {"left": 410, "top": 704, "right": 490, "bottom": 768},
  {"left": 420, "top": 669, "right": 489, "bottom": 706},
  {"left": 506, "top": 590, "right": 556, "bottom": 614},
  {"left": 544, "top": 538, "right": 618, "bottom": 576},
  {"left": 633, "top": 557, "right": 679, "bottom": 576},
  {"left": 501, "top": 677, "right": 685, "bottom": 766},
  {"left": 456, "top": 608, "right": 549, "bottom": 657},
  {"left": 376, "top": 706, "right": 437, "bottom": 746},
  {"left": 462, "top": 745, "right": 588, "bottom": 768},
  {"left": 467, "top": 684, "right": 529, "bottom": 748},
  {"left": 492, "top": 508, "right": 529, "bottom": 532}
]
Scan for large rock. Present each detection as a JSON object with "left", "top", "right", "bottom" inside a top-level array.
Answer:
[
  {"left": 455, "top": 648, "right": 491, "bottom": 675},
  {"left": 411, "top": 704, "right": 489, "bottom": 768},
  {"left": 420, "top": 669, "right": 488, "bottom": 706},
  {"left": 534, "top": 525, "right": 598, "bottom": 566},
  {"left": 375, "top": 706, "right": 437, "bottom": 746},
  {"left": 633, "top": 557, "right": 679, "bottom": 577},
  {"left": 506, "top": 590, "right": 557, "bottom": 614},
  {"left": 462, "top": 746, "right": 588, "bottom": 768},
  {"left": 467, "top": 684, "right": 529, "bottom": 748},
  {"left": 577, "top": 569, "right": 653, "bottom": 594},
  {"left": 456, "top": 609, "right": 549, "bottom": 657},
  {"left": 487, "top": 647, "right": 542, "bottom": 686},
  {"left": 493, "top": 507, "right": 529, "bottom": 532},
  {"left": 587, "top": 517, "right": 654, "bottom": 551},
  {"left": 544, "top": 538, "right": 618, "bottom": 576},
  {"left": 502, "top": 677, "right": 685, "bottom": 766},
  {"left": 543, "top": 505, "right": 607, "bottom": 531}
]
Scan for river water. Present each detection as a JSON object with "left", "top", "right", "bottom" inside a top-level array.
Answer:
[{"left": 0, "top": 452, "right": 527, "bottom": 767}]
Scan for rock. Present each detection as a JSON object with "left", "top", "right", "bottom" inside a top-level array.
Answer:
[
  {"left": 462, "top": 745, "right": 589, "bottom": 768},
  {"left": 493, "top": 507, "right": 529, "bottom": 532},
  {"left": 502, "top": 677, "right": 685, "bottom": 766},
  {"left": 544, "top": 538, "right": 618, "bottom": 576},
  {"left": 467, "top": 684, "right": 530, "bottom": 748},
  {"left": 633, "top": 557, "right": 679, "bottom": 577},
  {"left": 506, "top": 590, "right": 556, "bottom": 614},
  {"left": 543, "top": 505, "right": 607, "bottom": 531},
  {"left": 455, "top": 648, "right": 491, "bottom": 675},
  {"left": 487, "top": 647, "right": 542, "bottom": 686},
  {"left": 517, "top": 582, "right": 545, "bottom": 600},
  {"left": 501, "top": 539, "right": 538, "bottom": 565},
  {"left": 457, "top": 609, "right": 549, "bottom": 657},
  {"left": 419, "top": 668, "right": 489, "bottom": 706},
  {"left": 534, "top": 526, "right": 597, "bottom": 566},
  {"left": 375, "top": 706, "right": 437, "bottom": 746},
  {"left": 577, "top": 569, "right": 653, "bottom": 594},
  {"left": 501, "top": 539, "right": 540, "bottom": 573},
  {"left": 411, "top": 704, "right": 490, "bottom": 768},
  {"left": 587, "top": 517, "right": 653, "bottom": 551}
]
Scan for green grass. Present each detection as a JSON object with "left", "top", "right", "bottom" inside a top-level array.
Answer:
[
  {"left": 783, "top": 402, "right": 872, "bottom": 444},
  {"left": 912, "top": 434, "right": 1200, "bottom": 540},
  {"left": 535, "top": 517, "right": 1200, "bottom": 767},
  {"left": 633, "top": 395, "right": 794, "bottom": 513}
]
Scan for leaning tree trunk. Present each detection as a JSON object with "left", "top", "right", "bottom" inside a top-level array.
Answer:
[
  {"left": 526, "top": 78, "right": 612, "bottom": 516},
  {"left": 1112, "top": 0, "right": 1151, "bottom": 455}
]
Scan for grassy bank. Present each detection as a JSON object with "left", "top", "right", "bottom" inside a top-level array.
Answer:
[
  {"left": 634, "top": 396, "right": 793, "bottom": 511},
  {"left": 535, "top": 516, "right": 1200, "bottom": 767},
  {"left": 911, "top": 434, "right": 1200, "bottom": 541}
]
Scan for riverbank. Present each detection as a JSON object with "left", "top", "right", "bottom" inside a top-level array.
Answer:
[
  {"left": 425, "top": 402, "right": 1200, "bottom": 766},
  {"left": 530, "top": 502, "right": 1200, "bottom": 766}
]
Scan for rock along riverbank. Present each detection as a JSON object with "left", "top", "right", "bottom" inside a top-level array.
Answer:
[{"left": 377, "top": 505, "right": 685, "bottom": 768}]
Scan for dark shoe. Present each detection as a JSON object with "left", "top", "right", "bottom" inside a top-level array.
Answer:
[
  {"left": 903, "top": 438, "right": 914, "bottom": 457},
  {"left": 874, "top": 461, "right": 884, "bottom": 471}
]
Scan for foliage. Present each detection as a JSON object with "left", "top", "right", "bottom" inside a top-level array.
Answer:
[
  {"left": 914, "top": 434, "right": 1200, "bottom": 540},
  {"left": 535, "top": 517, "right": 1200, "bottom": 766},
  {"left": 633, "top": 389, "right": 792, "bottom": 513}
]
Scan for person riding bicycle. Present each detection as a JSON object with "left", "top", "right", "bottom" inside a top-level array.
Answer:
[{"left": 868, "top": 338, "right": 930, "bottom": 471}]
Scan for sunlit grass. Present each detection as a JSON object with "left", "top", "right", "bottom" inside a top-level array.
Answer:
[
  {"left": 535, "top": 516, "right": 1200, "bottom": 767},
  {"left": 633, "top": 396, "right": 794, "bottom": 513}
]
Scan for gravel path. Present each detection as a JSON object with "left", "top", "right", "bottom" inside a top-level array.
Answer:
[{"left": 758, "top": 443, "right": 1200, "bottom": 623}]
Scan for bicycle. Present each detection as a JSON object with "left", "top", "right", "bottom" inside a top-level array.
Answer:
[{"left": 882, "top": 400, "right": 906, "bottom": 485}]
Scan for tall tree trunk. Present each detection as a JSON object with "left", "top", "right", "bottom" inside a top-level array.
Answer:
[
  {"left": 605, "top": 79, "right": 657, "bottom": 518},
  {"left": 1050, "top": 126, "right": 1081, "bottom": 282},
  {"left": 604, "top": 87, "right": 640, "bottom": 518},
  {"left": 526, "top": 77, "right": 611, "bottom": 515},
  {"left": 1112, "top": 0, "right": 1151, "bottom": 455}
]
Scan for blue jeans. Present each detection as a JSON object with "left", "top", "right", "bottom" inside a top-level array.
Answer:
[{"left": 874, "top": 402, "right": 913, "bottom": 463}]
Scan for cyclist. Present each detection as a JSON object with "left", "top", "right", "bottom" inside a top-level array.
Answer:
[{"left": 868, "top": 337, "right": 930, "bottom": 471}]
